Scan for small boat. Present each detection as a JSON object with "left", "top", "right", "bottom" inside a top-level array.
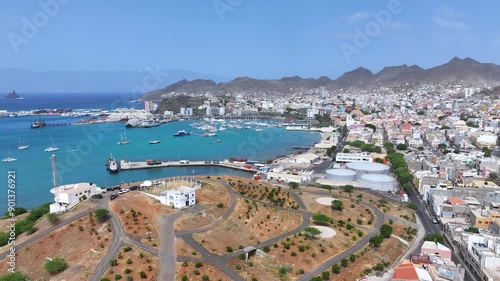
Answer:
[
  {"left": 2, "top": 157, "right": 17, "bottom": 162},
  {"left": 149, "top": 140, "right": 161, "bottom": 144},
  {"left": 118, "top": 132, "right": 130, "bottom": 145},
  {"left": 173, "top": 130, "right": 191, "bottom": 137},
  {"left": 106, "top": 154, "right": 119, "bottom": 173},
  {"left": 17, "top": 138, "right": 29, "bottom": 150},
  {"left": 44, "top": 135, "right": 59, "bottom": 152},
  {"left": 217, "top": 139, "right": 221, "bottom": 142}
]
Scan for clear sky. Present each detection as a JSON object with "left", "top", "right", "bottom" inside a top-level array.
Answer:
[{"left": 0, "top": 0, "right": 499, "bottom": 79}]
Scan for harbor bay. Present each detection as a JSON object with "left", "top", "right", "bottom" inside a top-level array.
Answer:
[{"left": 0, "top": 115, "right": 321, "bottom": 211}]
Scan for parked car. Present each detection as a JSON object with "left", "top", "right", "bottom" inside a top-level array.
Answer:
[
  {"left": 432, "top": 217, "right": 438, "bottom": 224},
  {"left": 119, "top": 189, "right": 129, "bottom": 194},
  {"left": 105, "top": 187, "right": 114, "bottom": 192},
  {"left": 112, "top": 185, "right": 121, "bottom": 191},
  {"left": 110, "top": 194, "right": 119, "bottom": 200},
  {"left": 129, "top": 185, "right": 139, "bottom": 191},
  {"left": 91, "top": 194, "right": 103, "bottom": 199}
]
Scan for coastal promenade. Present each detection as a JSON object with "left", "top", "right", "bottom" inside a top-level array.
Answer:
[{"left": 119, "top": 160, "right": 259, "bottom": 173}]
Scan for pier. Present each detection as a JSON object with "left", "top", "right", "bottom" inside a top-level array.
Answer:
[{"left": 119, "top": 160, "right": 259, "bottom": 173}]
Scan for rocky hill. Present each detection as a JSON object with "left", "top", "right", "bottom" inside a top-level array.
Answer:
[{"left": 143, "top": 57, "right": 500, "bottom": 100}]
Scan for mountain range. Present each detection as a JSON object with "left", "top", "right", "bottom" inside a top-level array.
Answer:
[{"left": 144, "top": 57, "right": 500, "bottom": 100}]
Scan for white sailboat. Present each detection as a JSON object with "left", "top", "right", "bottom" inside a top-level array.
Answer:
[
  {"left": 118, "top": 132, "right": 130, "bottom": 145},
  {"left": 44, "top": 135, "right": 59, "bottom": 152},
  {"left": 2, "top": 157, "right": 16, "bottom": 162},
  {"left": 17, "top": 137, "right": 29, "bottom": 150}
]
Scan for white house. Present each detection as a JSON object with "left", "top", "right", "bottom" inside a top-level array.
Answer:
[
  {"left": 50, "top": 182, "right": 99, "bottom": 213},
  {"left": 161, "top": 186, "right": 197, "bottom": 209}
]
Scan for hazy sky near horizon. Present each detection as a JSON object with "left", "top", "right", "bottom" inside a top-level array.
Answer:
[{"left": 0, "top": 0, "right": 499, "bottom": 79}]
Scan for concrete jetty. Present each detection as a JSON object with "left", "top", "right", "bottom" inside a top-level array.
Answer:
[{"left": 119, "top": 160, "right": 259, "bottom": 173}]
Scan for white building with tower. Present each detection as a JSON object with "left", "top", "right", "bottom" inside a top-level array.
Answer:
[{"left": 48, "top": 154, "right": 101, "bottom": 213}]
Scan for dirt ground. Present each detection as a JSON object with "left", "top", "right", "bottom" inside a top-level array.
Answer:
[
  {"left": 299, "top": 192, "right": 376, "bottom": 229},
  {"left": 101, "top": 245, "right": 160, "bottom": 281},
  {"left": 110, "top": 191, "right": 171, "bottom": 248},
  {"left": 0, "top": 200, "right": 98, "bottom": 254},
  {"left": 174, "top": 180, "right": 231, "bottom": 231},
  {"left": 193, "top": 197, "right": 303, "bottom": 254},
  {"left": 331, "top": 236, "right": 407, "bottom": 280},
  {"left": 0, "top": 214, "right": 113, "bottom": 280},
  {"left": 176, "top": 237, "right": 199, "bottom": 258},
  {"left": 228, "top": 225, "right": 359, "bottom": 281},
  {"left": 226, "top": 177, "right": 299, "bottom": 209},
  {"left": 176, "top": 261, "right": 232, "bottom": 281}
]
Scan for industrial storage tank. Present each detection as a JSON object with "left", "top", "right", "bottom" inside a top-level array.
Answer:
[
  {"left": 345, "top": 162, "right": 390, "bottom": 177},
  {"left": 359, "top": 174, "right": 397, "bottom": 191},
  {"left": 325, "top": 169, "right": 357, "bottom": 181}
]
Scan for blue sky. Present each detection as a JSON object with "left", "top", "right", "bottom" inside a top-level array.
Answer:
[{"left": 0, "top": 0, "right": 499, "bottom": 79}]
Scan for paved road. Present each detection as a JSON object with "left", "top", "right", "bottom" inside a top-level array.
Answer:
[
  {"left": 89, "top": 210, "right": 125, "bottom": 281},
  {"left": 158, "top": 212, "right": 183, "bottom": 281},
  {"left": 407, "top": 188, "right": 478, "bottom": 281}
]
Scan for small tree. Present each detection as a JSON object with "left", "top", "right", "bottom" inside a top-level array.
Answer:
[
  {"left": 303, "top": 226, "right": 322, "bottom": 237},
  {"left": 349, "top": 254, "right": 356, "bottom": 262},
  {"left": 288, "top": 182, "right": 299, "bottom": 189},
  {"left": 331, "top": 200, "right": 344, "bottom": 211},
  {"left": 341, "top": 185, "right": 354, "bottom": 193},
  {"left": 312, "top": 213, "right": 332, "bottom": 225},
  {"left": 331, "top": 263, "right": 341, "bottom": 274},
  {"left": 341, "top": 258, "right": 349, "bottom": 267},
  {"left": 424, "top": 233, "right": 444, "bottom": 244},
  {"left": 369, "top": 235, "right": 383, "bottom": 247},
  {"left": 94, "top": 209, "right": 110, "bottom": 223},
  {"left": 380, "top": 224, "right": 393, "bottom": 238},
  {"left": 44, "top": 257, "right": 69, "bottom": 274}
]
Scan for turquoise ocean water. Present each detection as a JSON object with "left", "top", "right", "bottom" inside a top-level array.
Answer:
[{"left": 0, "top": 112, "right": 320, "bottom": 210}]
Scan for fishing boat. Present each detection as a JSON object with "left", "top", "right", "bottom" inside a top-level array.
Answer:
[
  {"left": 149, "top": 140, "right": 161, "bottom": 144},
  {"left": 106, "top": 154, "right": 119, "bottom": 173},
  {"left": 17, "top": 138, "right": 29, "bottom": 150},
  {"left": 173, "top": 130, "right": 191, "bottom": 137}
]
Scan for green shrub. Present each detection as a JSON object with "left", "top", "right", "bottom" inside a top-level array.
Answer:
[
  {"left": 44, "top": 257, "right": 68, "bottom": 274},
  {"left": 0, "top": 272, "right": 30, "bottom": 281},
  {"left": 124, "top": 246, "right": 132, "bottom": 252}
]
